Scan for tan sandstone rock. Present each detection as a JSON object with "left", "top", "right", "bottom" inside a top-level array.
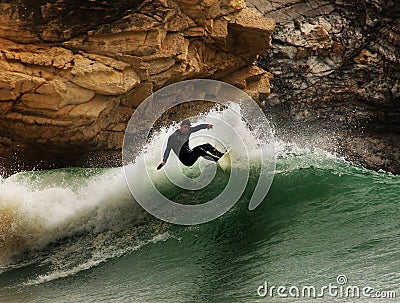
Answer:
[{"left": 0, "top": 0, "right": 275, "bottom": 172}]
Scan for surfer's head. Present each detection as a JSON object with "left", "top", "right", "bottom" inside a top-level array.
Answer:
[{"left": 180, "top": 119, "right": 191, "bottom": 133}]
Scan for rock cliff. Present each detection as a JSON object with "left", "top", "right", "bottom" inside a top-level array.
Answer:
[
  {"left": 1, "top": 0, "right": 399, "bottom": 175},
  {"left": 249, "top": 0, "right": 400, "bottom": 173},
  {"left": 0, "top": 0, "right": 274, "bottom": 174}
]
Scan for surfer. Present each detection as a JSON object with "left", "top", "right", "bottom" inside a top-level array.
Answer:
[{"left": 157, "top": 119, "right": 224, "bottom": 170}]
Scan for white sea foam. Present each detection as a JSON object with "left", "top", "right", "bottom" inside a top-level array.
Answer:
[{"left": 0, "top": 167, "right": 147, "bottom": 265}]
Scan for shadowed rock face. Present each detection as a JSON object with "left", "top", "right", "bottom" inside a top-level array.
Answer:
[
  {"left": 0, "top": 0, "right": 275, "bottom": 175},
  {"left": 1, "top": 0, "right": 144, "bottom": 42},
  {"left": 249, "top": 0, "right": 400, "bottom": 173}
]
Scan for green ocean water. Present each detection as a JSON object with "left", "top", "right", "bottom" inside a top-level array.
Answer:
[{"left": 0, "top": 146, "right": 399, "bottom": 303}]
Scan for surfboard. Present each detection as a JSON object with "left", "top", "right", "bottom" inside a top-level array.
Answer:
[{"left": 217, "top": 149, "right": 231, "bottom": 172}]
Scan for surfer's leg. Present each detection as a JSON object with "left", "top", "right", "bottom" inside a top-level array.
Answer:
[
  {"left": 196, "top": 144, "right": 224, "bottom": 158},
  {"left": 180, "top": 146, "right": 220, "bottom": 166},
  {"left": 192, "top": 145, "right": 220, "bottom": 162},
  {"left": 179, "top": 151, "right": 201, "bottom": 166}
]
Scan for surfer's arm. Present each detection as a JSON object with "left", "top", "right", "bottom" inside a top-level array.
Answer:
[
  {"left": 162, "top": 137, "right": 173, "bottom": 162},
  {"left": 157, "top": 139, "right": 172, "bottom": 170},
  {"left": 189, "top": 124, "right": 210, "bottom": 133}
]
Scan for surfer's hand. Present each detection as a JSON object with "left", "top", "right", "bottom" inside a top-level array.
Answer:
[
  {"left": 157, "top": 161, "right": 166, "bottom": 170},
  {"left": 207, "top": 124, "right": 213, "bottom": 129}
]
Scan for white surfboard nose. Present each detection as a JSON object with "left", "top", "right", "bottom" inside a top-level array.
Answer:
[{"left": 217, "top": 148, "right": 232, "bottom": 172}]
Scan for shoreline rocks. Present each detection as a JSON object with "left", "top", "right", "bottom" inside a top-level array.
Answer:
[{"left": 0, "top": 0, "right": 275, "bottom": 176}]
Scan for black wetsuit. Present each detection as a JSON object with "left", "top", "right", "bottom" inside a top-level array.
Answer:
[{"left": 163, "top": 124, "right": 224, "bottom": 166}]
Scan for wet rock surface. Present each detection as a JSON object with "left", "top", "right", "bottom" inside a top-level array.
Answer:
[{"left": 249, "top": 0, "right": 400, "bottom": 174}]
